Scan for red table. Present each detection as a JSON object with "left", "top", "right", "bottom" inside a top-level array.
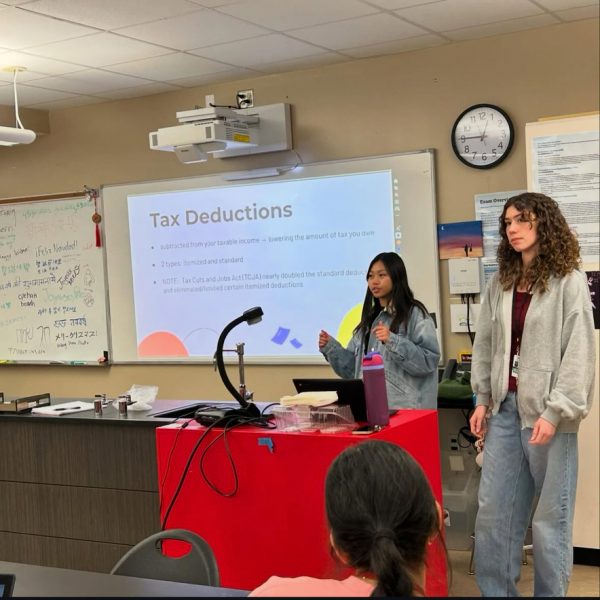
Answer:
[{"left": 156, "top": 410, "right": 447, "bottom": 596}]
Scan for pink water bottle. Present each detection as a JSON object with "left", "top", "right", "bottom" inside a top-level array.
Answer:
[{"left": 362, "top": 352, "right": 390, "bottom": 427}]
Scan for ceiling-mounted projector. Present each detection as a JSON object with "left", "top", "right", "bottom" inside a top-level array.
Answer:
[{"left": 149, "top": 94, "right": 292, "bottom": 165}]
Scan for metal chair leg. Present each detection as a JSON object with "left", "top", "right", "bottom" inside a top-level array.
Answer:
[{"left": 468, "top": 533, "right": 476, "bottom": 575}]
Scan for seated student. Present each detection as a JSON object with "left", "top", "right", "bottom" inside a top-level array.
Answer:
[{"left": 250, "top": 440, "right": 443, "bottom": 597}]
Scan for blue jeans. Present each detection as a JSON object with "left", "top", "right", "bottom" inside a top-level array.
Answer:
[{"left": 474, "top": 392, "right": 578, "bottom": 597}]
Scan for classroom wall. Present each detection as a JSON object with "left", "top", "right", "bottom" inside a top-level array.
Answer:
[{"left": 1, "top": 18, "right": 598, "bottom": 402}]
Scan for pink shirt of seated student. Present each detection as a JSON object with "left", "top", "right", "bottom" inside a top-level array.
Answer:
[{"left": 249, "top": 574, "right": 375, "bottom": 597}]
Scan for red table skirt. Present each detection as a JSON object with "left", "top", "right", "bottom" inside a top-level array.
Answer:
[{"left": 156, "top": 409, "right": 447, "bottom": 596}]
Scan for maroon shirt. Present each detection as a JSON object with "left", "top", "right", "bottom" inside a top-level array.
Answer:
[{"left": 508, "top": 290, "right": 532, "bottom": 392}]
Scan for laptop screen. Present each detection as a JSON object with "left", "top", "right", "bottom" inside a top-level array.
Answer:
[
  {"left": 0, "top": 575, "right": 15, "bottom": 598},
  {"left": 292, "top": 378, "right": 367, "bottom": 422}
]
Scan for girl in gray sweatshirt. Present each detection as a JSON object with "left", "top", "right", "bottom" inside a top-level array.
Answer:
[{"left": 470, "top": 192, "right": 595, "bottom": 597}]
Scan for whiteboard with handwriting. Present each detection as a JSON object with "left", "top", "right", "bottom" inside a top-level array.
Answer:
[{"left": 0, "top": 197, "right": 109, "bottom": 364}]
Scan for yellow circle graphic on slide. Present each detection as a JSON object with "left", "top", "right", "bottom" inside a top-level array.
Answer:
[{"left": 336, "top": 303, "right": 362, "bottom": 347}]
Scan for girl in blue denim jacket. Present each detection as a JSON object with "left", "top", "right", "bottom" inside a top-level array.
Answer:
[{"left": 318, "top": 252, "right": 440, "bottom": 410}]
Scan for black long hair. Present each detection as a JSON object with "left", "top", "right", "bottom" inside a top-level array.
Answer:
[
  {"left": 325, "top": 440, "right": 440, "bottom": 597},
  {"left": 354, "top": 252, "right": 429, "bottom": 342}
]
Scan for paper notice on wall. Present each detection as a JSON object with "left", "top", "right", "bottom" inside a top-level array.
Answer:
[
  {"left": 530, "top": 130, "right": 599, "bottom": 265},
  {"left": 474, "top": 190, "right": 526, "bottom": 258}
]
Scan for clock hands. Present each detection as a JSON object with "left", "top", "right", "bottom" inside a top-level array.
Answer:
[{"left": 479, "top": 120, "right": 489, "bottom": 144}]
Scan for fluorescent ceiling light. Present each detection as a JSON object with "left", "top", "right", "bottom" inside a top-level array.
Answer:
[{"left": 0, "top": 126, "right": 36, "bottom": 146}]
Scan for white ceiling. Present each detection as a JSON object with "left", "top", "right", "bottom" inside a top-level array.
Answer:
[{"left": 0, "top": 0, "right": 598, "bottom": 111}]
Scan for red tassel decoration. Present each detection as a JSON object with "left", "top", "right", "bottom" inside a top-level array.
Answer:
[{"left": 88, "top": 186, "right": 102, "bottom": 247}]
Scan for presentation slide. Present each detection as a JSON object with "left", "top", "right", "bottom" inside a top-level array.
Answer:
[{"left": 127, "top": 171, "right": 397, "bottom": 359}]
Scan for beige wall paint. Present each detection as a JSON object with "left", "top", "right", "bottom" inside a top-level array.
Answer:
[{"left": 1, "top": 19, "right": 598, "bottom": 402}]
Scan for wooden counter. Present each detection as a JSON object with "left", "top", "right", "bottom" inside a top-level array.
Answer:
[{"left": 0, "top": 399, "right": 201, "bottom": 572}]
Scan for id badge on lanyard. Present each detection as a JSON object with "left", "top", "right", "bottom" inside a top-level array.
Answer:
[{"left": 511, "top": 351, "right": 520, "bottom": 379}]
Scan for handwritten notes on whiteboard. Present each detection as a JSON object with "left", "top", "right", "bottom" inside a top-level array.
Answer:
[{"left": 0, "top": 197, "right": 109, "bottom": 363}]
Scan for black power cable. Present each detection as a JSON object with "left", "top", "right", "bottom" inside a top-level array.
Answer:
[
  {"left": 160, "top": 410, "right": 275, "bottom": 529},
  {"left": 198, "top": 415, "right": 276, "bottom": 497}
]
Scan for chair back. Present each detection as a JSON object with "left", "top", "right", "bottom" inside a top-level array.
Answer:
[{"left": 111, "top": 529, "right": 219, "bottom": 586}]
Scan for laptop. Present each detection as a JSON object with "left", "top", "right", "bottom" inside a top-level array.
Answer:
[
  {"left": 0, "top": 575, "right": 15, "bottom": 598},
  {"left": 292, "top": 378, "right": 367, "bottom": 422}
]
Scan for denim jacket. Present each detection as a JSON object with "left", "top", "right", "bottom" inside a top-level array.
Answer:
[{"left": 321, "top": 306, "right": 440, "bottom": 409}]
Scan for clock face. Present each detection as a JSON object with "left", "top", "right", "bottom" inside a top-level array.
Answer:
[{"left": 451, "top": 104, "right": 514, "bottom": 169}]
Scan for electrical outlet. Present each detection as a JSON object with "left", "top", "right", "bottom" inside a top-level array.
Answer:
[
  {"left": 449, "top": 434, "right": 459, "bottom": 451},
  {"left": 237, "top": 89, "right": 254, "bottom": 108}
]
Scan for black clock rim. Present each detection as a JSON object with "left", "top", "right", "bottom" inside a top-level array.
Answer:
[{"left": 451, "top": 103, "right": 515, "bottom": 169}]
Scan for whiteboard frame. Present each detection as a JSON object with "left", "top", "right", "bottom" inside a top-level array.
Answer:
[
  {"left": 0, "top": 194, "right": 111, "bottom": 366},
  {"left": 102, "top": 150, "right": 442, "bottom": 365}
]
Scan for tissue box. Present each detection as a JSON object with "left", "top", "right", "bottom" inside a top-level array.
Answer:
[{"left": 272, "top": 403, "right": 355, "bottom": 433}]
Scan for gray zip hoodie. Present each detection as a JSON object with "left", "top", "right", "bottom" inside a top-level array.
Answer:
[{"left": 471, "top": 270, "right": 595, "bottom": 432}]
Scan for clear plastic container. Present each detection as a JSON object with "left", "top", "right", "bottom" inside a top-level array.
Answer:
[{"left": 272, "top": 404, "right": 355, "bottom": 433}]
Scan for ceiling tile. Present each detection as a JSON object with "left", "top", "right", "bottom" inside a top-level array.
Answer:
[
  {"left": 187, "top": 0, "right": 240, "bottom": 6},
  {"left": 217, "top": 0, "right": 378, "bottom": 31},
  {"left": 0, "top": 0, "right": 597, "bottom": 110},
  {"left": 256, "top": 52, "right": 349, "bottom": 75},
  {"left": 0, "top": 6, "right": 97, "bottom": 49},
  {"left": 445, "top": 13, "right": 560, "bottom": 40},
  {"left": 25, "top": 33, "right": 174, "bottom": 67},
  {"left": 27, "top": 95, "right": 106, "bottom": 110},
  {"left": 22, "top": 0, "right": 204, "bottom": 30},
  {"left": 0, "top": 82, "right": 76, "bottom": 105},
  {"left": 169, "top": 67, "right": 257, "bottom": 87},
  {"left": 26, "top": 69, "right": 154, "bottom": 95},
  {"left": 556, "top": 5, "right": 600, "bottom": 20},
  {"left": 366, "top": 0, "right": 445, "bottom": 8},
  {"left": 396, "top": 0, "right": 544, "bottom": 32},
  {"left": 0, "top": 67, "right": 52, "bottom": 84},
  {"left": 190, "top": 34, "right": 325, "bottom": 68},
  {"left": 534, "top": 0, "right": 598, "bottom": 9},
  {"left": 116, "top": 9, "right": 269, "bottom": 51},
  {"left": 95, "top": 82, "right": 183, "bottom": 100},
  {"left": 106, "top": 52, "right": 233, "bottom": 80},
  {"left": 290, "top": 13, "right": 428, "bottom": 50},
  {"left": 342, "top": 34, "right": 449, "bottom": 58},
  {"left": 0, "top": 50, "right": 87, "bottom": 77}
]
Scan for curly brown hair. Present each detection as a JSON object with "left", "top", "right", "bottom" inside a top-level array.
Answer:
[{"left": 497, "top": 192, "right": 581, "bottom": 292}]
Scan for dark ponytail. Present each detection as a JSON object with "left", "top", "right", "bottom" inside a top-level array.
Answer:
[
  {"left": 370, "top": 537, "right": 414, "bottom": 597},
  {"left": 325, "top": 441, "right": 438, "bottom": 597}
]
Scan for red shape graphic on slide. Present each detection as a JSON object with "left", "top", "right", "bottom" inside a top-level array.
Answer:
[{"left": 138, "top": 331, "right": 189, "bottom": 357}]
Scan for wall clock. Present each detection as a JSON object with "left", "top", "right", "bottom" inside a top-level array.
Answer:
[{"left": 451, "top": 104, "right": 514, "bottom": 169}]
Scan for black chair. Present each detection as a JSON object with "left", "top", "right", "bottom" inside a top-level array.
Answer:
[{"left": 111, "top": 529, "right": 219, "bottom": 586}]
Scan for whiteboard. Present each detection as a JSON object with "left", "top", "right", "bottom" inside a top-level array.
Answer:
[
  {"left": 0, "top": 197, "right": 109, "bottom": 364},
  {"left": 103, "top": 150, "right": 442, "bottom": 364}
]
